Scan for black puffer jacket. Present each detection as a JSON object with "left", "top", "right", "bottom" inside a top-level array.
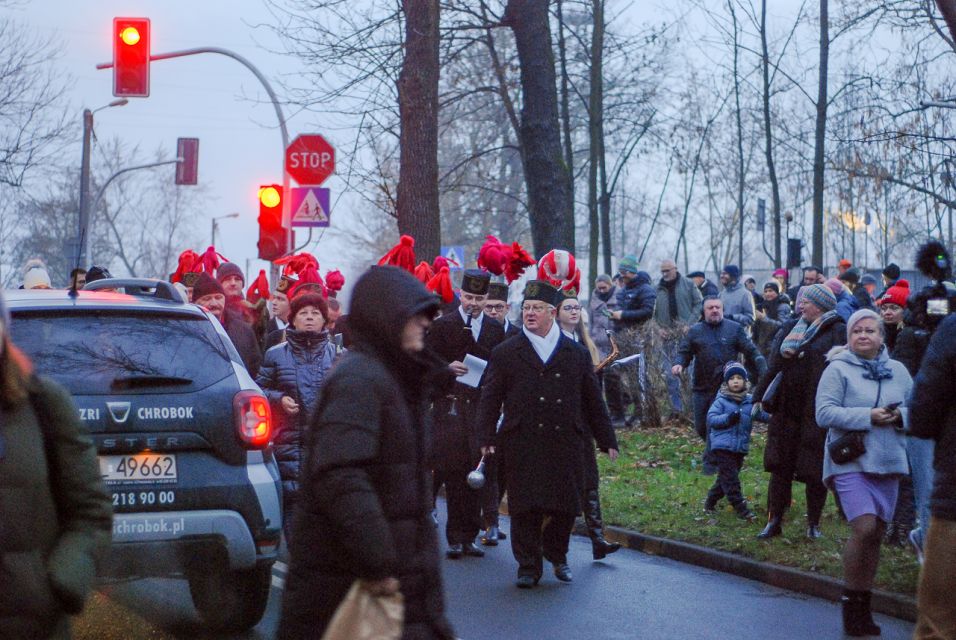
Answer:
[
  {"left": 256, "top": 329, "right": 337, "bottom": 499},
  {"left": 614, "top": 271, "right": 656, "bottom": 327},
  {"left": 909, "top": 314, "right": 956, "bottom": 522},
  {"left": 753, "top": 313, "right": 846, "bottom": 481},
  {"left": 278, "top": 266, "right": 455, "bottom": 640},
  {"left": 223, "top": 308, "right": 262, "bottom": 377}
]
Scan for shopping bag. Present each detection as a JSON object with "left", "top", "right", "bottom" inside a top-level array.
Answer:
[{"left": 321, "top": 580, "right": 404, "bottom": 640}]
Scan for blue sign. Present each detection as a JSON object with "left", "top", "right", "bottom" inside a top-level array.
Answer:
[
  {"left": 290, "top": 187, "right": 331, "bottom": 228},
  {"left": 440, "top": 245, "right": 465, "bottom": 271}
]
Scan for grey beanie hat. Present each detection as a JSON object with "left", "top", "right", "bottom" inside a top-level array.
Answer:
[{"left": 595, "top": 274, "right": 613, "bottom": 285}]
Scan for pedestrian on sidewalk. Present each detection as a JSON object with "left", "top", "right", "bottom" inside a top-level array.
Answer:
[
  {"left": 753, "top": 284, "right": 844, "bottom": 541},
  {"left": 477, "top": 280, "right": 618, "bottom": 588},
  {"left": 556, "top": 292, "right": 622, "bottom": 561},
  {"left": 673, "top": 297, "right": 766, "bottom": 474},
  {"left": 277, "top": 266, "right": 456, "bottom": 640},
  {"left": 815, "top": 309, "right": 913, "bottom": 637},
  {"left": 704, "top": 362, "right": 767, "bottom": 521},
  {"left": 908, "top": 313, "right": 956, "bottom": 640},
  {"left": 688, "top": 271, "right": 719, "bottom": 300},
  {"left": 719, "top": 264, "right": 755, "bottom": 330}
]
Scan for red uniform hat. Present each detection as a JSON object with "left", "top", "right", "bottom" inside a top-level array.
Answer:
[
  {"left": 171, "top": 249, "right": 202, "bottom": 285},
  {"left": 878, "top": 279, "right": 910, "bottom": 308}
]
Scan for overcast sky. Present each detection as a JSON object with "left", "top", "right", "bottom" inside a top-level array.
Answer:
[{"left": 7, "top": 0, "right": 811, "bottom": 287}]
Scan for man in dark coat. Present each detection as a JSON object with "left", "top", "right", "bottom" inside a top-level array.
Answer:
[
  {"left": 786, "top": 265, "right": 822, "bottom": 302},
  {"left": 477, "top": 280, "right": 618, "bottom": 588},
  {"left": 673, "top": 297, "right": 766, "bottom": 473},
  {"left": 426, "top": 269, "right": 505, "bottom": 557},
  {"left": 192, "top": 273, "right": 262, "bottom": 376},
  {"left": 908, "top": 314, "right": 956, "bottom": 638},
  {"left": 751, "top": 283, "right": 845, "bottom": 539},
  {"left": 261, "top": 273, "right": 295, "bottom": 350},
  {"left": 688, "top": 271, "right": 719, "bottom": 300},
  {"left": 277, "top": 266, "right": 455, "bottom": 640}
]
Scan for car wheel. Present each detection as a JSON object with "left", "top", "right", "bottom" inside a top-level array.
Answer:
[{"left": 187, "top": 562, "right": 272, "bottom": 632}]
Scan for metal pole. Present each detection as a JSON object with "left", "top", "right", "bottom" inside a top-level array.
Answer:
[
  {"left": 211, "top": 219, "right": 217, "bottom": 248},
  {"left": 78, "top": 109, "right": 93, "bottom": 267},
  {"left": 98, "top": 47, "right": 291, "bottom": 285},
  {"left": 88, "top": 159, "right": 182, "bottom": 227}
]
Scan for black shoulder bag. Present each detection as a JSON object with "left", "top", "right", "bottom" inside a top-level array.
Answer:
[{"left": 827, "top": 378, "right": 881, "bottom": 465}]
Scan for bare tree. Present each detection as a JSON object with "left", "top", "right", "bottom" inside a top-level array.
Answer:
[
  {"left": 0, "top": 17, "right": 71, "bottom": 188},
  {"left": 501, "top": 0, "right": 575, "bottom": 253},
  {"left": 396, "top": 0, "right": 442, "bottom": 260}
]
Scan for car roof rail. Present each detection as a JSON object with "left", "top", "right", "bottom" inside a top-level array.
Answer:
[{"left": 83, "top": 278, "right": 188, "bottom": 303}]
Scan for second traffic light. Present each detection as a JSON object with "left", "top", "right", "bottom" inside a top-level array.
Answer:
[
  {"left": 113, "top": 17, "right": 150, "bottom": 97},
  {"left": 258, "top": 185, "right": 291, "bottom": 261}
]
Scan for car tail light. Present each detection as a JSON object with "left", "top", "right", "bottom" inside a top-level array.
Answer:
[{"left": 234, "top": 391, "right": 272, "bottom": 448}]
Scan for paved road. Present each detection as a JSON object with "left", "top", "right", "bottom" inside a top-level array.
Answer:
[{"left": 77, "top": 506, "right": 916, "bottom": 639}]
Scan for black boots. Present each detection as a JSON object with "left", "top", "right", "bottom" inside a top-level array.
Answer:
[
  {"left": 481, "top": 525, "right": 500, "bottom": 546},
  {"left": 757, "top": 514, "right": 783, "bottom": 539},
  {"left": 734, "top": 503, "right": 756, "bottom": 521},
  {"left": 841, "top": 589, "right": 881, "bottom": 637},
  {"left": 806, "top": 523, "right": 823, "bottom": 539},
  {"left": 584, "top": 489, "right": 621, "bottom": 560}
]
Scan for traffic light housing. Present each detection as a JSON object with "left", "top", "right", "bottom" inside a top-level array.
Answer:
[
  {"left": 113, "top": 17, "right": 150, "bottom": 97},
  {"left": 257, "top": 185, "right": 290, "bottom": 261}
]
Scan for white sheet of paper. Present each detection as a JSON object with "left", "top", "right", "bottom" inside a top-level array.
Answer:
[{"left": 458, "top": 354, "right": 488, "bottom": 388}]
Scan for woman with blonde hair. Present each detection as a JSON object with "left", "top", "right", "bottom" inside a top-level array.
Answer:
[{"left": 557, "top": 293, "right": 622, "bottom": 560}]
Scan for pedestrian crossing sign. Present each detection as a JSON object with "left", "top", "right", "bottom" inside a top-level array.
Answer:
[
  {"left": 290, "top": 187, "right": 331, "bottom": 228},
  {"left": 440, "top": 245, "right": 465, "bottom": 271}
]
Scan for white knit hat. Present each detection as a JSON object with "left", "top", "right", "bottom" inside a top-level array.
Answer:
[{"left": 23, "top": 259, "right": 51, "bottom": 289}]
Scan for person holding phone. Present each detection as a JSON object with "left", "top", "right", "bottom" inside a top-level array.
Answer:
[{"left": 815, "top": 309, "right": 913, "bottom": 637}]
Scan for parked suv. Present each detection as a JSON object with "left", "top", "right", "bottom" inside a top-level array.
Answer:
[{"left": 6, "top": 279, "right": 282, "bottom": 632}]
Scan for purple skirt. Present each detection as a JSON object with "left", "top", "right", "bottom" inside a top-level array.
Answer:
[{"left": 832, "top": 472, "right": 899, "bottom": 523}]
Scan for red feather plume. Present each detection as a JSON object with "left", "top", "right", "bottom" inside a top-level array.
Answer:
[
  {"left": 246, "top": 270, "right": 271, "bottom": 303},
  {"left": 426, "top": 266, "right": 455, "bottom": 304},
  {"left": 171, "top": 249, "right": 201, "bottom": 283},
  {"left": 414, "top": 261, "right": 434, "bottom": 284},
  {"left": 325, "top": 269, "right": 345, "bottom": 294},
  {"left": 378, "top": 235, "right": 416, "bottom": 272}
]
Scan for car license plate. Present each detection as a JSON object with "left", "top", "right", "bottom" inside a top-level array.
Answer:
[{"left": 99, "top": 454, "right": 177, "bottom": 484}]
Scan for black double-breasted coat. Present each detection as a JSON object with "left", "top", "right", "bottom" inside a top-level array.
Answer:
[
  {"left": 477, "top": 330, "right": 617, "bottom": 516},
  {"left": 425, "top": 310, "right": 505, "bottom": 473}
]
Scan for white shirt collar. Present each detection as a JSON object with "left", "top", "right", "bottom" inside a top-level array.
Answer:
[
  {"left": 458, "top": 305, "right": 483, "bottom": 341},
  {"left": 276, "top": 317, "right": 288, "bottom": 330},
  {"left": 523, "top": 320, "right": 562, "bottom": 363}
]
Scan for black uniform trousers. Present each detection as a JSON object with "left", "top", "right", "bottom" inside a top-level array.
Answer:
[
  {"left": 444, "top": 471, "right": 482, "bottom": 545},
  {"left": 510, "top": 510, "right": 576, "bottom": 578}
]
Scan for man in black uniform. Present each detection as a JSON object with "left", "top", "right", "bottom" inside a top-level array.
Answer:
[
  {"left": 484, "top": 283, "right": 520, "bottom": 337},
  {"left": 426, "top": 269, "right": 505, "bottom": 559},
  {"left": 478, "top": 280, "right": 618, "bottom": 588},
  {"left": 476, "top": 282, "right": 516, "bottom": 545}
]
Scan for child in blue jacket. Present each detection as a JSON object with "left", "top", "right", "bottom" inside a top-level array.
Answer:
[{"left": 704, "top": 362, "right": 770, "bottom": 520}]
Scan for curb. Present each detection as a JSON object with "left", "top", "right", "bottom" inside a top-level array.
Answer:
[{"left": 572, "top": 522, "right": 917, "bottom": 622}]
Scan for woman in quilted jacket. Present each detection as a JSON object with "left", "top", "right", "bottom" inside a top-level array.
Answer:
[{"left": 256, "top": 292, "right": 338, "bottom": 539}]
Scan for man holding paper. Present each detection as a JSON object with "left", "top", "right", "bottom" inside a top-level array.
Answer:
[{"left": 425, "top": 268, "right": 505, "bottom": 559}]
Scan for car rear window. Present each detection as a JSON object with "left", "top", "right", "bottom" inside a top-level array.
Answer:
[{"left": 10, "top": 311, "right": 235, "bottom": 394}]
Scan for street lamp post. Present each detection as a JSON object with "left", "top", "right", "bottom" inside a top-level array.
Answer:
[
  {"left": 211, "top": 212, "right": 239, "bottom": 247},
  {"left": 77, "top": 98, "right": 128, "bottom": 268}
]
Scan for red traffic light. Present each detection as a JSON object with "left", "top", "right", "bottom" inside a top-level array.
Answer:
[
  {"left": 113, "top": 17, "right": 150, "bottom": 98},
  {"left": 257, "top": 184, "right": 289, "bottom": 260}
]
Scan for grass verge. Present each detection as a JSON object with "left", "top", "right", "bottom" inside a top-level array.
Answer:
[{"left": 597, "top": 423, "right": 919, "bottom": 596}]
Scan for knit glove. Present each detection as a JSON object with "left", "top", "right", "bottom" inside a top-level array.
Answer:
[{"left": 727, "top": 411, "right": 741, "bottom": 426}]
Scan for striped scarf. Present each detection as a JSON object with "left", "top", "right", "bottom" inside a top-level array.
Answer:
[{"left": 780, "top": 311, "right": 837, "bottom": 357}]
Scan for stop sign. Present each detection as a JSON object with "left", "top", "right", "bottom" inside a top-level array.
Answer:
[{"left": 285, "top": 134, "right": 336, "bottom": 185}]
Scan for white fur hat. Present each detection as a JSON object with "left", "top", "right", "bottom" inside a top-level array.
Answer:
[{"left": 23, "top": 259, "right": 52, "bottom": 289}]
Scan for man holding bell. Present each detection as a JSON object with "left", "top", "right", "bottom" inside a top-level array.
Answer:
[
  {"left": 478, "top": 280, "right": 618, "bottom": 588},
  {"left": 426, "top": 269, "right": 505, "bottom": 559}
]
